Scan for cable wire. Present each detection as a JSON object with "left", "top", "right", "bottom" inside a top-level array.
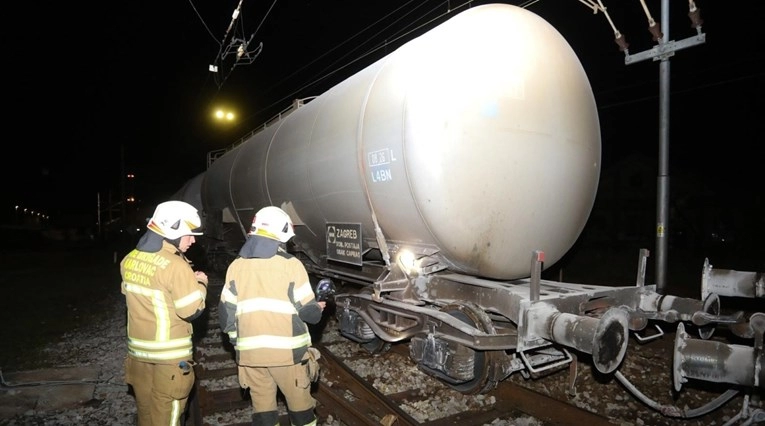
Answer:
[
  {"left": 614, "top": 370, "right": 740, "bottom": 418},
  {"left": 186, "top": 0, "right": 222, "bottom": 46}
]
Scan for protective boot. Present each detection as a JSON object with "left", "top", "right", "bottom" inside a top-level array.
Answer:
[
  {"left": 251, "top": 410, "right": 279, "bottom": 426},
  {"left": 288, "top": 408, "right": 317, "bottom": 426}
]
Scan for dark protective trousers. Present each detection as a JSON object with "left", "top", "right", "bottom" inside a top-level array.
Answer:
[
  {"left": 239, "top": 363, "right": 317, "bottom": 426},
  {"left": 125, "top": 357, "right": 196, "bottom": 426}
]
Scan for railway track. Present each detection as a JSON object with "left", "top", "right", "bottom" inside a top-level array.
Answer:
[{"left": 185, "top": 278, "right": 617, "bottom": 426}]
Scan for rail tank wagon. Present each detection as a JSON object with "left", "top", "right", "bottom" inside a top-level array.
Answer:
[
  {"left": 200, "top": 3, "right": 601, "bottom": 280},
  {"left": 177, "top": 3, "right": 763, "bottom": 419}
]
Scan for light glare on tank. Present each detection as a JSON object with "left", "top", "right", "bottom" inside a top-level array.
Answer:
[{"left": 397, "top": 250, "right": 418, "bottom": 275}]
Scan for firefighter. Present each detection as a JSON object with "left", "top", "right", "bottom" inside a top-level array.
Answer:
[
  {"left": 219, "top": 206, "right": 326, "bottom": 426},
  {"left": 120, "top": 200, "right": 208, "bottom": 426}
]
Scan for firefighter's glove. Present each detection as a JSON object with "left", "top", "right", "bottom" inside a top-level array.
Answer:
[{"left": 305, "top": 347, "right": 321, "bottom": 382}]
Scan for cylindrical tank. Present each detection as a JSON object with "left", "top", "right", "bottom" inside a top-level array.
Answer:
[{"left": 202, "top": 3, "right": 601, "bottom": 280}]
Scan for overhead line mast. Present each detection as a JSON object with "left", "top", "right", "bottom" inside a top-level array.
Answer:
[{"left": 581, "top": 0, "right": 706, "bottom": 293}]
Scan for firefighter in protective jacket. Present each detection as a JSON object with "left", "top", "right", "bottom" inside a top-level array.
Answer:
[
  {"left": 219, "top": 206, "right": 326, "bottom": 426},
  {"left": 120, "top": 200, "right": 208, "bottom": 426}
]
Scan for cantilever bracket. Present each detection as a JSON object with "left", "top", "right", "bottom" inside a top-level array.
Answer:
[{"left": 625, "top": 32, "right": 706, "bottom": 65}]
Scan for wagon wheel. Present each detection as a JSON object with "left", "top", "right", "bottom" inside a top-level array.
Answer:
[
  {"left": 437, "top": 302, "right": 500, "bottom": 394},
  {"left": 361, "top": 337, "right": 391, "bottom": 354}
]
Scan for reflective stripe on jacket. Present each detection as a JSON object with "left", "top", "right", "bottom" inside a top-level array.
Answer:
[{"left": 120, "top": 240, "right": 206, "bottom": 363}]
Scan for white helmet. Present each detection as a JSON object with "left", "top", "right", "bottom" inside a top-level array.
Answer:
[
  {"left": 147, "top": 201, "right": 203, "bottom": 240},
  {"left": 249, "top": 206, "right": 295, "bottom": 243}
]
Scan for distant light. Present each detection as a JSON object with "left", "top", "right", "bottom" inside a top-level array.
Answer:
[
  {"left": 209, "top": 64, "right": 218, "bottom": 73},
  {"left": 214, "top": 109, "right": 236, "bottom": 122}
]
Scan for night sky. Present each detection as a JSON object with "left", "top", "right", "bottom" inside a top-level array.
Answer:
[{"left": 4, "top": 0, "right": 763, "bottom": 258}]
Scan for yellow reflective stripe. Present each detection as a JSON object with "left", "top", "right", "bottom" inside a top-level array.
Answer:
[
  {"left": 123, "top": 281, "right": 155, "bottom": 296},
  {"left": 129, "top": 336, "right": 192, "bottom": 350},
  {"left": 236, "top": 298, "right": 296, "bottom": 316},
  {"left": 153, "top": 291, "right": 171, "bottom": 341},
  {"left": 236, "top": 333, "right": 311, "bottom": 351},
  {"left": 128, "top": 347, "right": 192, "bottom": 360},
  {"left": 227, "top": 331, "right": 238, "bottom": 339},
  {"left": 254, "top": 228, "right": 278, "bottom": 240},
  {"left": 170, "top": 399, "right": 182, "bottom": 425},
  {"left": 123, "top": 282, "right": 171, "bottom": 341},
  {"left": 175, "top": 289, "right": 204, "bottom": 309},
  {"left": 293, "top": 281, "right": 314, "bottom": 302},
  {"left": 128, "top": 337, "right": 192, "bottom": 360}
]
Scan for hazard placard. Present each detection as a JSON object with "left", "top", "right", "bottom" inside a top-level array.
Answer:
[{"left": 326, "top": 222, "right": 362, "bottom": 266}]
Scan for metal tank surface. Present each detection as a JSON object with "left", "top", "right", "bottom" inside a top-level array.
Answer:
[{"left": 202, "top": 3, "right": 600, "bottom": 280}]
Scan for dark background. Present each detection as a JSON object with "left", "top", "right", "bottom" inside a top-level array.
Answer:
[{"left": 3, "top": 1, "right": 763, "bottom": 283}]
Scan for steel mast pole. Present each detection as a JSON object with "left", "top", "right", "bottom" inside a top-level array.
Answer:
[
  {"left": 624, "top": 0, "right": 705, "bottom": 293},
  {"left": 655, "top": 0, "right": 670, "bottom": 293}
]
